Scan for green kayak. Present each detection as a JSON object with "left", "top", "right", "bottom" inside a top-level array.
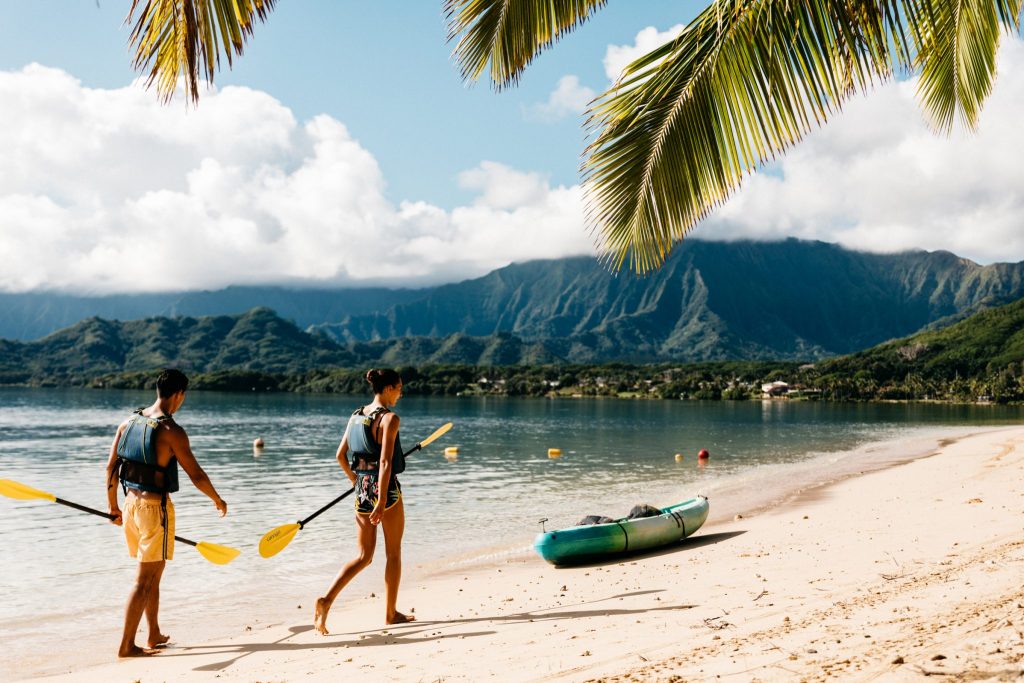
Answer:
[{"left": 533, "top": 495, "right": 709, "bottom": 565}]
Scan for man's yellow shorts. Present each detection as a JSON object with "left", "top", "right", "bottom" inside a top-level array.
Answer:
[{"left": 124, "top": 494, "right": 175, "bottom": 562}]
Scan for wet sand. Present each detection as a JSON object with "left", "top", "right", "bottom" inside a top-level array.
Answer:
[{"left": 15, "top": 425, "right": 1024, "bottom": 682}]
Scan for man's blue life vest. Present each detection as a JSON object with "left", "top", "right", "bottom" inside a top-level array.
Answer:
[
  {"left": 117, "top": 410, "right": 180, "bottom": 494},
  {"left": 347, "top": 406, "right": 405, "bottom": 474}
]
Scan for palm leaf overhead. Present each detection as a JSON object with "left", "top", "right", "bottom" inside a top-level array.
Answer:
[
  {"left": 127, "top": 0, "right": 277, "bottom": 103},
  {"left": 123, "top": 1, "right": 1023, "bottom": 273},
  {"left": 450, "top": 0, "right": 1022, "bottom": 273},
  {"left": 911, "top": 0, "right": 1022, "bottom": 133},
  {"left": 444, "top": 0, "right": 608, "bottom": 87},
  {"left": 583, "top": 0, "right": 913, "bottom": 273}
]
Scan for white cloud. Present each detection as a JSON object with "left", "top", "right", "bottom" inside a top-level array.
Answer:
[
  {"left": 603, "top": 24, "right": 685, "bottom": 82},
  {"left": 0, "top": 65, "right": 594, "bottom": 294},
  {"left": 703, "top": 40, "right": 1024, "bottom": 264},
  {"left": 4, "top": 36, "right": 1024, "bottom": 298},
  {"left": 525, "top": 25, "right": 684, "bottom": 125},
  {"left": 458, "top": 161, "right": 550, "bottom": 209},
  {"left": 524, "top": 75, "right": 596, "bottom": 122}
]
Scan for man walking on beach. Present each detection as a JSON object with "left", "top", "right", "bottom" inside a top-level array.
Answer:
[{"left": 104, "top": 369, "right": 228, "bottom": 657}]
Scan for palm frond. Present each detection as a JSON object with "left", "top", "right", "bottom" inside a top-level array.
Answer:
[
  {"left": 909, "top": 0, "right": 1023, "bottom": 133},
  {"left": 445, "top": 0, "right": 607, "bottom": 88},
  {"left": 582, "top": 0, "right": 913, "bottom": 274},
  {"left": 127, "top": 0, "right": 277, "bottom": 103}
]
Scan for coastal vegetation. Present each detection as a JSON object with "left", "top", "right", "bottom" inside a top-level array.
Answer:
[{"left": 5, "top": 294, "right": 1024, "bottom": 403}]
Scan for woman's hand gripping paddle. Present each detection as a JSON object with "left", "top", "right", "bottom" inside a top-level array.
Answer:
[
  {"left": 258, "top": 422, "right": 453, "bottom": 558},
  {"left": 0, "top": 478, "right": 241, "bottom": 565}
]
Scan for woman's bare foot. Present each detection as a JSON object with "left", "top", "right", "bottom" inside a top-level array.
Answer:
[
  {"left": 147, "top": 633, "right": 171, "bottom": 649},
  {"left": 118, "top": 644, "right": 157, "bottom": 658},
  {"left": 386, "top": 611, "right": 416, "bottom": 625},
  {"left": 314, "top": 597, "right": 330, "bottom": 635}
]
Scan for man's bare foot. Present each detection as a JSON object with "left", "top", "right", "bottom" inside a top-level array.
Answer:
[
  {"left": 314, "top": 597, "right": 330, "bottom": 636},
  {"left": 147, "top": 633, "right": 171, "bottom": 648},
  {"left": 386, "top": 611, "right": 416, "bottom": 625},
  {"left": 118, "top": 644, "right": 157, "bottom": 658}
]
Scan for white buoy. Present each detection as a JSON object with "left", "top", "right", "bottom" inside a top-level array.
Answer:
[
  {"left": 253, "top": 437, "right": 265, "bottom": 448},
  {"left": 548, "top": 448, "right": 562, "bottom": 459}
]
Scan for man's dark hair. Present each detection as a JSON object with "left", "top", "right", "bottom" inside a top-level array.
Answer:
[{"left": 156, "top": 369, "right": 189, "bottom": 398}]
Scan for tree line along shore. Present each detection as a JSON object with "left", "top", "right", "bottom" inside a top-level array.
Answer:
[
  {"left": 6, "top": 291, "right": 1024, "bottom": 403},
  {"left": 42, "top": 358, "right": 1024, "bottom": 404}
]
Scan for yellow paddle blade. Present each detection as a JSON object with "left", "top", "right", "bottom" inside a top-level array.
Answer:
[
  {"left": 259, "top": 523, "right": 301, "bottom": 558},
  {"left": 0, "top": 479, "right": 57, "bottom": 502},
  {"left": 419, "top": 422, "right": 453, "bottom": 449},
  {"left": 195, "top": 541, "right": 242, "bottom": 565}
]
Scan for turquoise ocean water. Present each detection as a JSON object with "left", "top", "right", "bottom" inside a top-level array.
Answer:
[{"left": 1, "top": 387, "right": 1021, "bottom": 676}]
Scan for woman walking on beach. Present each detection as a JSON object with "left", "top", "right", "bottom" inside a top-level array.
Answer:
[{"left": 314, "top": 368, "right": 415, "bottom": 633}]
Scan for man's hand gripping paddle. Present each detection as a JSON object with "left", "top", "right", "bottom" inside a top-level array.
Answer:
[
  {"left": 258, "top": 422, "right": 453, "bottom": 558},
  {"left": 0, "top": 478, "right": 241, "bottom": 565}
]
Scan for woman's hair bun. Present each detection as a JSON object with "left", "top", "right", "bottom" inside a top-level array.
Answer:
[{"left": 366, "top": 368, "right": 401, "bottom": 394}]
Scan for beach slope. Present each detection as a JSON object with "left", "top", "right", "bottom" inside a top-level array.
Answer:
[{"left": 30, "top": 427, "right": 1024, "bottom": 682}]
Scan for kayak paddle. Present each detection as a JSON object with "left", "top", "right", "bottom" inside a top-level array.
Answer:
[
  {"left": 0, "top": 478, "right": 241, "bottom": 566},
  {"left": 258, "top": 421, "right": 453, "bottom": 558}
]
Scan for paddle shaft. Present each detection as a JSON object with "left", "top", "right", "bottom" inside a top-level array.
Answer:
[
  {"left": 52, "top": 496, "right": 198, "bottom": 547},
  {"left": 299, "top": 442, "right": 424, "bottom": 528}
]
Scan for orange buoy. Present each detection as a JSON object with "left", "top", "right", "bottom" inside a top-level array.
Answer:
[{"left": 548, "top": 448, "right": 562, "bottom": 459}]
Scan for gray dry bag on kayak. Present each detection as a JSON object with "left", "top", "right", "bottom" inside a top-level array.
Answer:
[
  {"left": 626, "top": 504, "right": 662, "bottom": 519},
  {"left": 577, "top": 515, "right": 615, "bottom": 525}
]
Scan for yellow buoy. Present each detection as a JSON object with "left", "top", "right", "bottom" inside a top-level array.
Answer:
[
  {"left": 444, "top": 446, "right": 459, "bottom": 456},
  {"left": 674, "top": 453, "right": 684, "bottom": 462},
  {"left": 548, "top": 448, "right": 562, "bottom": 459}
]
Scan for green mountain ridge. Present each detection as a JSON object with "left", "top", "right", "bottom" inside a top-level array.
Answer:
[
  {"left": 0, "top": 308, "right": 354, "bottom": 385},
  {"left": 813, "top": 295, "right": 1024, "bottom": 396},
  {"left": 4, "top": 294, "right": 1024, "bottom": 401},
  {"left": 318, "top": 240, "right": 1024, "bottom": 360},
  {"left": 0, "top": 286, "right": 420, "bottom": 341},
  {"left": 6, "top": 240, "right": 1024, "bottom": 363}
]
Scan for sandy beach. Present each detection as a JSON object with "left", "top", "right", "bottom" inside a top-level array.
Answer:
[{"left": 17, "top": 425, "right": 1024, "bottom": 682}]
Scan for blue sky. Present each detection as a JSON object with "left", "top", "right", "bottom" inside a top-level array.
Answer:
[
  {"left": 0, "top": 1, "right": 695, "bottom": 208},
  {"left": 0, "top": 3, "right": 1022, "bottom": 294}
]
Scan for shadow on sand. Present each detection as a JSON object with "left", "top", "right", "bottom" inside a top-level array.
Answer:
[
  {"left": 166, "top": 587, "right": 700, "bottom": 672},
  {"left": 545, "top": 530, "right": 748, "bottom": 569}
]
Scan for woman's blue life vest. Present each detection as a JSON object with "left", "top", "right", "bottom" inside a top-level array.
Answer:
[
  {"left": 346, "top": 406, "right": 405, "bottom": 474},
  {"left": 116, "top": 410, "right": 180, "bottom": 494}
]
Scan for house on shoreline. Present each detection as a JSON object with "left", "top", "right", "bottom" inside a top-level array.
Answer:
[
  {"left": 762, "top": 381, "right": 790, "bottom": 398},
  {"left": 761, "top": 380, "right": 822, "bottom": 400}
]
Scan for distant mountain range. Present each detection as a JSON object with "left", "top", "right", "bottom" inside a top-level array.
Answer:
[
  {"left": 0, "top": 308, "right": 351, "bottom": 385},
  {"left": 5, "top": 294, "right": 1024, "bottom": 393},
  {"left": 0, "top": 286, "right": 419, "bottom": 341},
  {"left": 316, "top": 239, "right": 1024, "bottom": 361},
  {"left": 3, "top": 239, "right": 1024, "bottom": 364}
]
